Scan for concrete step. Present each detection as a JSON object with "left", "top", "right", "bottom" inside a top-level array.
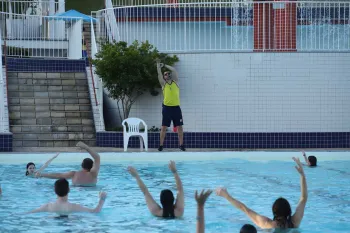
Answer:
[
  {"left": 7, "top": 72, "right": 87, "bottom": 80},
  {"left": 13, "top": 139, "right": 96, "bottom": 147},
  {"left": 11, "top": 125, "right": 95, "bottom": 133},
  {"left": 10, "top": 118, "right": 94, "bottom": 126},
  {"left": 8, "top": 104, "right": 92, "bottom": 111},
  {"left": 8, "top": 84, "right": 89, "bottom": 92},
  {"left": 13, "top": 132, "right": 95, "bottom": 140},
  {"left": 8, "top": 97, "right": 91, "bottom": 105},
  {"left": 9, "top": 111, "right": 93, "bottom": 119},
  {"left": 8, "top": 91, "right": 90, "bottom": 98}
]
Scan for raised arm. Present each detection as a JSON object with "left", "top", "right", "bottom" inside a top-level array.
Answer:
[
  {"left": 164, "top": 64, "right": 178, "bottom": 82},
  {"left": 36, "top": 153, "right": 60, "bottom": 173},
  {"left": 71, "top": 192, "right": 107, "bottom": 213},
  {"left": 156, "top": 59, "right": 165, "bottom": 87},
  {"left": 301, "top": 151, "right": 310, "bottom": 166},
  {"left": 128, "top": 166, "right": 162, "bottom": 217},
  {"left": 195, "top": 190, "right": 212, "bottom": 233},
  {"left": 292, "top": 157, "right": 308, "bottom": 227},
  {"left": 216, "top": 188, "right": 274, "bottom": 229},
  {"left": 37, "top": 171, "right": 75, "bottom": 180},
  {"left": 169, "top": 161, "right": 184, "bottom": 216},
  {"left": 77, "top": 141, "right": 100, "bottom": 176}
]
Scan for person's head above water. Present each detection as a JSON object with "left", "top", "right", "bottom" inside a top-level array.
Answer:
[
  {"left": 81, "top": 158, "right": 93, "bottom": 171},
  {"left": 240, "top": 224, "right": 257, "bottom": 233},
  {"left": 308, "top": 155, "right": 317, "bottom": 167},
  {"left": 272, "top": 197, "right": 294, "bottom": 228},
  {"left": 160, "top": 189, "right": 175, "bottom": 218},
  {"left": 26, "top": 162, "right": 36, "bottom": 176},
  {"left": 55, "top": 178, "right": 69, "bottom": 197}
]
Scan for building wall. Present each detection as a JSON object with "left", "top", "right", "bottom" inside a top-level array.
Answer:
[{"left": 105, "top": 52, "right": 350, "bottom": 133}]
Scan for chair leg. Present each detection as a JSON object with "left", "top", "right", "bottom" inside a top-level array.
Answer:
[
  {"left": 139, "top": 136, "right": 144, "bottom": 152},
  {"left": 124, "top": 136, "right": 129, "bottom": 152},
  {"left": 144, "top": 135, "right": 148, "bottom": 151}
]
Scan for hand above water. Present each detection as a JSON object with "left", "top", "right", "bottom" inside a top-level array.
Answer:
[
  {"left": 168, "top": 160, "right": 177, "bottom": 173},
  {"left": 215, "top": 187, "right": 229, "bottom": 198},
  {"left": 195, "top": 189, "right": 212, "bottom": 207},
  {"left": 127, "top": 166, "right": 139, "bottom": 178},
  {"left": 76, "top": 141, "right": 88, "bottom": 149},
  {"left": 99, "top": 191, "right": 107, "bottom": 200},
  {"left": 293, "top": 157, "right": 305, "bottom": 176}
]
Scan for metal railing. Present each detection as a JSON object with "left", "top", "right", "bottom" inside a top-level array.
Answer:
[
  {"left": 0, "top": 12, "right": 83, "bottom": 58},
  {"left": 97, "top": 1, "right": 350, "bottom": 52},
  {"left": 0, "top": 0, "right": 61, "bottom": 15},
  {"left": 113, "top": 0, "right": 253, "bottom": 7}
]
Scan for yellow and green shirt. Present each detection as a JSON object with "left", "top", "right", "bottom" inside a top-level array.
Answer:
[{"left": 163, "top": 81, "right": 180, "bottom": 106}]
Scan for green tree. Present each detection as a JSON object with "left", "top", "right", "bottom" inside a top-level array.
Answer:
[{"left": 93, "top": 40, "right": 179, "bottom": 122}]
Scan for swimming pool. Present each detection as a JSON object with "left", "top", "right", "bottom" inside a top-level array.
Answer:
[{"left": 0, "top": 151, "right": 349, "bottom": 232}]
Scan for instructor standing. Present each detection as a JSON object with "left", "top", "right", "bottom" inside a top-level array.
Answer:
[{"left": 156, "top": 58, "right": 185, "bottom": 152}]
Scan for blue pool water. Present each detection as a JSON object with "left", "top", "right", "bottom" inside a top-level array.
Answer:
[{"left": 0, "top": 152, "right": 350, "bottom": 232}]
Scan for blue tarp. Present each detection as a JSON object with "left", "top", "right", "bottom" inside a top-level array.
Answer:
[{"left": 48, "top": 10, "right": 97, "bottom": 22}]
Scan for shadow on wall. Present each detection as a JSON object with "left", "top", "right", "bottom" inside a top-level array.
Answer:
[{"left": 103, "top": 91, "right": 122, "bottom": 130}]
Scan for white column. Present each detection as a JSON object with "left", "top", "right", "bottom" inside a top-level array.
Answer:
[
  {"left": 58, "top": 0, "right": 65, "bottom": 13},
  {"left": 68, "top": 19, "right": 83, "bottom": 59}
]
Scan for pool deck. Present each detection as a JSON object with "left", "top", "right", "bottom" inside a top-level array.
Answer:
[
  {"left": 0, "top": 147, "right": 349, "bottom": 164},
  {"left": 5, "top": 147, "right": 350, "bottom": 153}
]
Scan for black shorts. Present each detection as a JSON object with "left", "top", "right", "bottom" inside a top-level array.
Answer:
[{"left": 162, "top": 105, "right": 184, "bottom": 127}]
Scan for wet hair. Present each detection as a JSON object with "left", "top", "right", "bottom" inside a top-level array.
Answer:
[
  {"left": 160, "top": 189, "right": 175, "bottom": 218},
  {"left": 240, "top": 224, "right": 257, "bottom": 233},
  {"left": 26, "top": 162, "right": 36, "bottom": 176},
  {"left": 308, "top": 156, "right": 317, "bottom": 167},
  {"left": 54, "top": 178, "right": 69, "bottom": 197},
  {"left": 272, "top": 198, "right": 294, "bottom": 229},
  {"left": 81, "top": 158, "right": 93, "bottom": 171}
]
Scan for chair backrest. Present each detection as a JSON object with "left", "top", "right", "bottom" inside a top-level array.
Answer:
[{"left": 122, "top": 118, "right": 147, "bottom": 133}]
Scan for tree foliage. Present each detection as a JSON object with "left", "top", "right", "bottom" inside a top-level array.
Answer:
[{"left": 92, "top": 40, "right": 179, "bottom": 122}]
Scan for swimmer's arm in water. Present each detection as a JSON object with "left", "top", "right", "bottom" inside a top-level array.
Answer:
[
  {"left": 37, "top": 171, "right": 75, "bottom": 180},
  {"left": 71, "top": 192, "right": 107, "bottom": 213},
  {"left": 216, "top": 188, "right": 274, "bottom": 229},
  {"left": 155, "top": 59, "right": 165, "bottom": 87},
  {"left": 36, "top": 153, "right": 60, "bottom": 174},
  {"left": 301, "top": 151, "right": 310, "bottom": 166},
  {"left": 292, "top": 157, "right": 308, "bottom": 228},
  {"left": 76, "top": 141, "right": 100, "bottom": 176},
  {"left": 128, "top": 166, "right": 162, "bottom": 217},
  {"left": 28, "top": 204, "right": 49, "bottom": 213},
  {"left": 169, "top": 161, "right": 184, "bottom": 216},
  {"left": 164, "top": 64, "right": 179, "bottom": 82}
]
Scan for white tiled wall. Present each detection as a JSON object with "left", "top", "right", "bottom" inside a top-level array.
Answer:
[{"left": 105, "top": 53, "right": 350, "bottom": 132}]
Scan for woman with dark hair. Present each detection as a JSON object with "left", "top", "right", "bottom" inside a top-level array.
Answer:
[
  {"left": 128, "top": 160, "right": 184, "bottom": 218},
  {"left": 25, "top": 153, "right": 60, "bottom": 177},
  {"left": 216, "top": 157, "right": 308, "bottom": 230}
]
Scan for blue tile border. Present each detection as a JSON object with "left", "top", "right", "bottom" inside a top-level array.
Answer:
[
  {"left": 0, "top": 133, "right": 13, "bottom": 152},
  {"left": 2, "top": 57, "right": 89, "bottom": 72},
  {"left": 96, "top": 132, "right": 350, "bottom": 149}
]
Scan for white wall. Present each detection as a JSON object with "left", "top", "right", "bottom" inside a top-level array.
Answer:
[{"left": 104, "top": 53, "right": 350, "bottom": 132}]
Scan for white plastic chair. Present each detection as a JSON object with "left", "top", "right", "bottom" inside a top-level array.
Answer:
[{"left": 122, "top": 118, "right": 148, "bottom": 152}]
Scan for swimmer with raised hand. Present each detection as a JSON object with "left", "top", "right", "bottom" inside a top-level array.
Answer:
[
  {"left": 301, "top": 151, "right": 317, "bottom": 167},
  {"left": 28, "top": 178, "right": 107, "bottom": 215},
  {"left": 36, "top": 142, "right": 101, "bottom": 186},
  {"left": 128, "top": 160, "right": 184, "bottom": 218},
  {"left": 26, "top": 153, "right": 60, "bottom": 177},
  {"left": 216, "top": 157, "right": 307, "bottom": 230}
]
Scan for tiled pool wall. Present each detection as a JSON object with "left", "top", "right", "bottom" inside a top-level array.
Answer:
[{"left": 1, "top": 54, "right": 350, "bottom": 151}]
